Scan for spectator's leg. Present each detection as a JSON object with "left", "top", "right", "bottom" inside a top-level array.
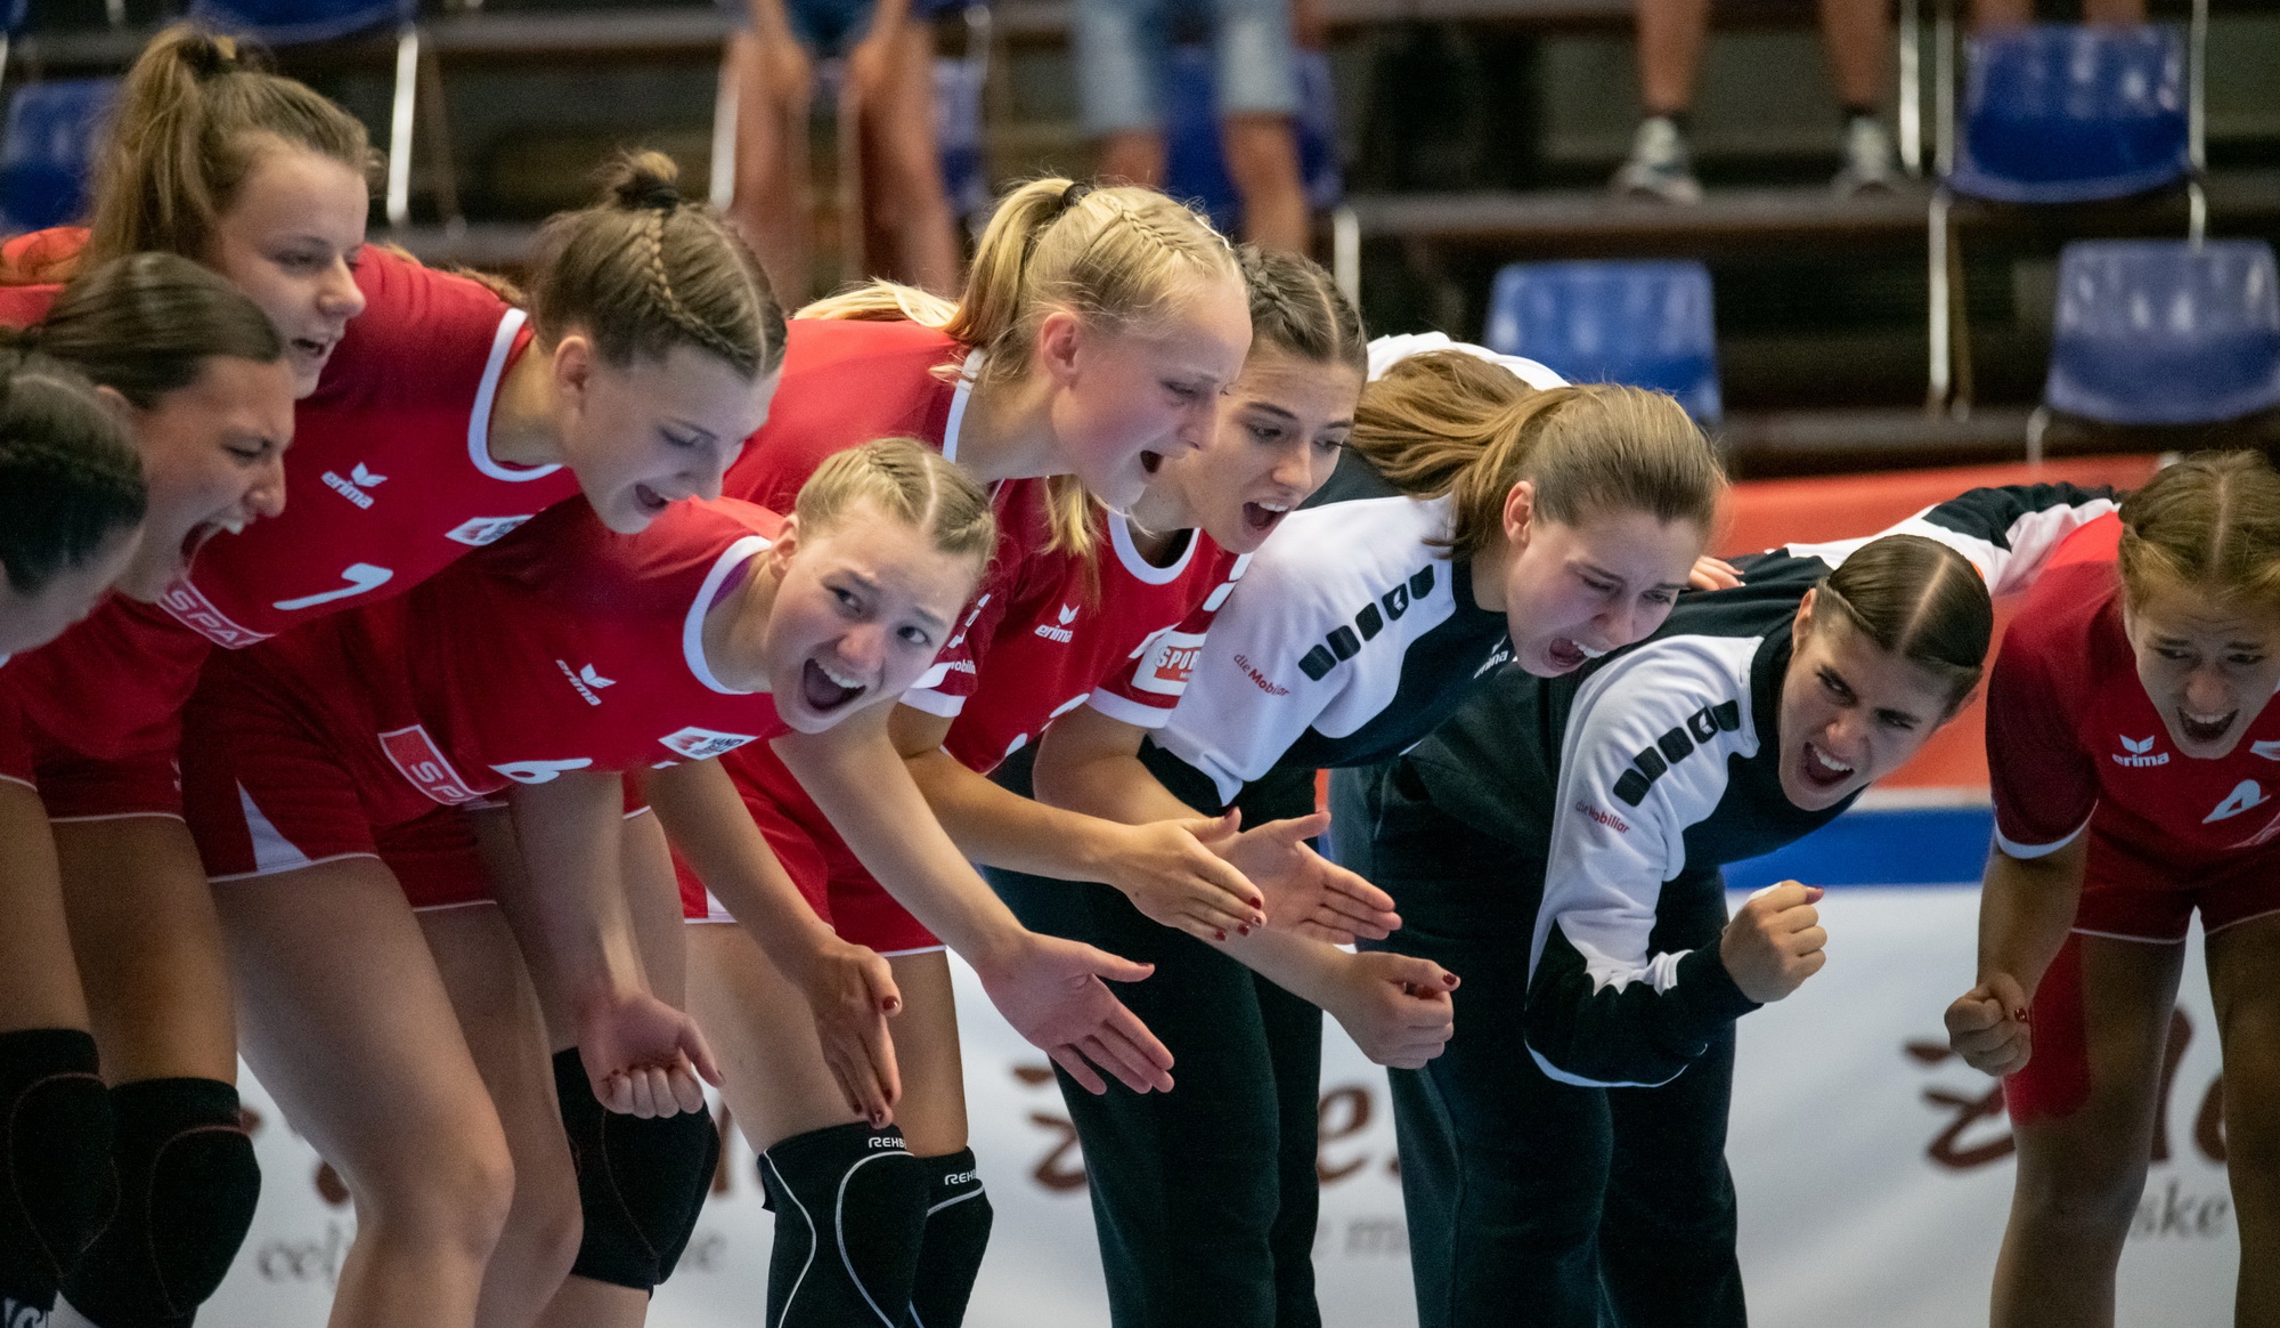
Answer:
[
  {"left": 1970, "top": 0, "right": 2032, "bottom": 31},
  {"left": 853, "top": 19, "right": 963, "bottom": 293},
  {"left": 1616, "top": 0, "right": 1708, "bottom": 200},
  {"left": 1075, "top": 0, "right": 1170, "bottom": 185},
  {"left": 1819, "top": 0, "right": 1898, "bottom": 191},
  {"left": 1220, "top": 116, "right": 1308, "bottom": 253},
  {"left": 1212, "top": 0, "right": 1307, "bottom": 251},
  {"left": 2081, "top": 0, "right": 2145, "bottom": 24},
  {"left": 727, "top": 27, "right": 817, "bottom": 305}
]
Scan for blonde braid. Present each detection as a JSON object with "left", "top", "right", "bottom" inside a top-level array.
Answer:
[{"left": 640, "top": 208, "right": 747, "bottom": 367}]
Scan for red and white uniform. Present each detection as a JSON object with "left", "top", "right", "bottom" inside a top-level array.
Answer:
[
  {"left": 163, "top": 244, "right": 573, "bottom": 648},
  {"left": 1988, "top": 513, "right": 2280, "bottom": 1122},
  {"left": 677, "top": 317, "right": 1047, "bottom": 951},
  {"left": 182, "top": 497, "right": 790, "bottom": 908},
  {"left": 682, "top": 501, "right": 1249, "bottom": 954},
  {"left": 0, "top": 245, "right": 577, "bottom": 821}
]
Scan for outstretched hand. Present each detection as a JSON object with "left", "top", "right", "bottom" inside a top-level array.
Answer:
[
  {"left": 975, "top": 934, "right": 1174, "bottom": 1096},
  {"left": 1322, "top": 951, "right": 1459, "bottom": 1069},
  {"left": 1202, "top": 811, "right": 1401, "bottom": 944},
  {"left": 576, "top": 990, "right": 723, "bottom": 1118},
  {"left": 790, "top": 935, "right": 905, "bottom": 1127},
  {"left": 1103, "top": 812, "right": 1268, "bottom": 942}
]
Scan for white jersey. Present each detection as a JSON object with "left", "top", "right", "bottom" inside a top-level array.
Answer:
[{"left": 1107, "top": 336, "right": 1563, "bottom": 804}]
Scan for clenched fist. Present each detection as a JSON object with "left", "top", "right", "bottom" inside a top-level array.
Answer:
[
  {"left": 1945, "top": 972, "right": 2032, "bottom": 1077},
  {"left": 1720, "top": 881, "right": 1828, "bottom": 1004}
]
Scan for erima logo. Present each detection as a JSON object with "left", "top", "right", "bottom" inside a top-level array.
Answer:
[
  {"left": 1297, "top": 565, "right": 1436, "bottom": 682},
  {"left": 1611, "top": 701, "right": 1743, "bottom": 807},
  {"left": 2112, "top": 734, "right": 2169, "bottom": 768},
  {"left": 2207, "top": 780, "right": 2269, "bottom": 823},
  {"left": 321, "top": 462, "right": 387, "bottom": 510},
  {"left": 557, "top": 659, "right": 615, "bottom": 706},
  {"left": 1034, "top": 603, "right": 1078, "bottom": 643}
]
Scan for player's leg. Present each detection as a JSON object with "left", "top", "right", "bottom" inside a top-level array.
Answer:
[
  {"left": 217, "top": 858, "right": 517, "bottom": 1328},
  {"left": 2202, "top": 908, "right": 2280, "bottom": 1326},
  {"left": 881, "top": 950, "right": 991, "bottom": 1328},
  {"left": 1992, "top": 931, "right": 2185, "bottom": 1328},
  {"left": 1255, "top": 970, "right": 1324, "bottom": 1328},
  {"left": 51, "top": 811, "right": 252, "bottom": 1328},
  {"left": 0, "top": 783, "right": 107, "bottom": 1323},
  {"left": 852, "top": 19, "right": 962, "bottom": 294},
  {"left": 1598, "top": 873, "right": 1743, "bottom": 1328},
  {"left": 688, "top": 920, "right": 928, "bottom": 1327},
  {"left": 422, "top": 900, "right": 584, "bottom": 1328}
]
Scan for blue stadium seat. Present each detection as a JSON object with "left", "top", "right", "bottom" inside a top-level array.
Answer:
[
  {"left": 0, "top": 78, "right": 118, "bottom": 235},
  {"left": 1484, "top": 260, "right": 1723, "bottom": 425},
  {"left": 1161, "top": 45, "right": 1343, "bottom": 237},
  {"left": 1949, "top": 23, "right": 2189, "bottom": 206},
  {"left": 2043, "top": 240, "right": 2280, "bottom": 426},
  {"left": 1928, "top": 17, "right": 2207, "bottom": 415}
]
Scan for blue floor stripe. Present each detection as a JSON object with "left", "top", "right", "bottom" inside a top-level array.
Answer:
[{"left": 1724, "top": 805, "right": 1995, "bottom": 893}]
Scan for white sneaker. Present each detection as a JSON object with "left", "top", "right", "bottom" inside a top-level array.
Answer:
[
  {"left": 1612, "top": 117, "right": 1704, "bottom": 204},
  {"left": 1833, "top": 115, "right": 1899, "bottom": 195}
]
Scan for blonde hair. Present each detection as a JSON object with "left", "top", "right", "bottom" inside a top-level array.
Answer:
[
  {"left": 85, "top": 24, "right": 373, "bottom": 267},
  {"left": 795, "top": 438, "right": 997, "bottom": 573},
  {"left": 801, "top": 177, "right": 1239, "bottom": 557},
  {"left": 1350, "top": 350, "right": 1725, "bottom": 561},
  {"left": 2119, "top": 451, "right": 2280, "bottom": 618},
  {"left": 527, "top": 152, "right": 785, "bottom": 380}
]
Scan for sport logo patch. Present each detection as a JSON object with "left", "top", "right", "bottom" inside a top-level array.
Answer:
[
  {"left": 1034, "top": 603, "right": 1079, "bottom": 644},
  {"left": 556, "top": 659, "right": 615, "bottom": 706},
  {"left": 2112, "top": 734, "right": 2169, "bottom": 768},
  {"left": 378, "top": 725, "right": 484, "bottom": 804},
  {"left": 1298, "top": 566, "right": 1435, "bottom": 682},
  {"left": 1611, "top": 701, "right": 1742, "bottom": 807},
  {"left": 1131, "top": 630, "right": 1207, "bottom": 696},
  {"left": 659, "top": 726, "right": 760, "bottom": 760},
  {"left": 156, "top": 579, "right": 270, "bottom": 647},
  {"left": 445, "top": 516, "right": 535, "bottom": 547}
]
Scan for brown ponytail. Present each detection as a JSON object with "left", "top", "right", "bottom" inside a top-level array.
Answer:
[
  {"left": 803, "top": 177, "right": 1240, "bottom": 558},
  {"left": 0, "top": 341, "right": 145, "bottom": 597},
  {"left": 1813, "top": 533, "right": 1993, "bottom": 713},
  {"left": 526, "top": 151, "right": 785, "bottom": 381},
  {"left": 40, "top": 252, "right": 282, "bottom": 407},
  {"left": 1351, "top": 349, "right": 1724, "bottom": 561},
  {"left": 85, "top": 24, "right": 373, "bottom": 266},
  {"left": 2117, "top": 451, "right": 2280, "bottom": 619}
]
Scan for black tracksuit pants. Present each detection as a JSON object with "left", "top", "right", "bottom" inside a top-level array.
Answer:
[
  {"left": 986, "top": 747, "right": 1325, "bottom": 1328},
  {"left": 1330, "top": 765, "right": 1747, "bottom": 1328}
]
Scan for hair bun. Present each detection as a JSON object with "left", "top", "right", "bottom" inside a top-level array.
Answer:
[
  {"left": 177, "top": 30, "right": 249, "bottom": 79},
  {"left": 603, "top": 150, "right": 684, "bottom": 212}
]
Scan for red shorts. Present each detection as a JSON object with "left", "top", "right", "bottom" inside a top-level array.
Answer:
[
  {"left": 0, "top": 687, "right": 31, "bottom": 793},
  {"left": 27, "top": 737, "right": 181, "bottom": 821},
  {"left": 2072, "top": 825, "right": 2280, "bottom": 943},
  {"left": 2004, "top": 831, "right": 2280, "bottom": 1126},
  {"left": 677, "top": 777, "right": 941, "bottom": 956}
]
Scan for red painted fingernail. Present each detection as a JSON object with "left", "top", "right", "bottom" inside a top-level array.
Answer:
[
  {"left": 1443, "top": 973, "right": 1458, "bottom": 987},
  {"left": 1214, "top": 930, "right": 1227, "bottom": 941},
  {"left": 1237, "top": 925, "right": 1252, "bottom": 936}
]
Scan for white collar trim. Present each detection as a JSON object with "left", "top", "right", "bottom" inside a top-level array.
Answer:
[
  {"left": 683, "top": 534, "right": 772, "bottom": 695},
  {"left": 467, "top": 308, "right": 558, "bottom": 483}
]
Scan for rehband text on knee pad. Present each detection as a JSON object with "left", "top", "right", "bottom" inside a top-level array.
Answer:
[
  {"left": 0, "top": 1029, "right": 115, "bottom": 1319},
  {"left": 551, "top": 1049, "right": 722, "bottom": 1292},
  {"left": 905, "top": 1149, "right": 992, "bottom": 1328},
  {"left": 758, "top": 1122, "right": 928, "bottom": 1328},
  {"left": 61, "top": 1077, "right": 259, "bottom": 1328}
]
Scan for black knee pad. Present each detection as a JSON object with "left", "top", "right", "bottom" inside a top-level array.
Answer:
[
  {"left": 0, "top": 1029, "right": 114, "bottom": 1318},
  {"left": 757, "top": 1122, "right": 928, "bottom": 1328},
  {"left": 904, "top": 1149, "right": 991, "bottom": 1328},
  {"left": 552, "top": 1049, "right": 723, "bottom": 1292},
  {"left": 61, "top": 1077, "right": 259, "bottom": 1328}
]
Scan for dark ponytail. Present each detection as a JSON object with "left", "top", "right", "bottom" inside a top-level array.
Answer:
[
  {"left": 40, "top": 252, "right": 283, "bottom": 407},
  {"left": 0, "top": 342, "right": 144, "bottom": 597},
  {"left": 1813, "top": 533, "right": 1993, "bottom": 714}
]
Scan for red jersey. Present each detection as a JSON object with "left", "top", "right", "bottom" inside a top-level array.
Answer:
[
  {"left": 200, "top": 497, "right": 791, "bottom": 831},
  {"left": 912, "top": 511, "right": 1246, "bottom": 772},
  {"left": 1988, "top": 513, "right": 2280, "bottom": 860},
  {"left": 159, "top": 245, "right": 576, "bottom": 648}
]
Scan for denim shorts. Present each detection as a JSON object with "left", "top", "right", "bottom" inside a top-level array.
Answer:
[{"left": 1072, "top": 0, "right": 1300, "bottom": 134}]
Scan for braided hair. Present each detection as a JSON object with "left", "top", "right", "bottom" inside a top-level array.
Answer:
[
  {"left": 525, "top": 151, "right": 786, "bottom": 381},
  {"left": 1233, "top": 244, "right": 1365, "bottom": 377},
  {"left": 0, "top": 339, "right": 145, "bottom": 599}
]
